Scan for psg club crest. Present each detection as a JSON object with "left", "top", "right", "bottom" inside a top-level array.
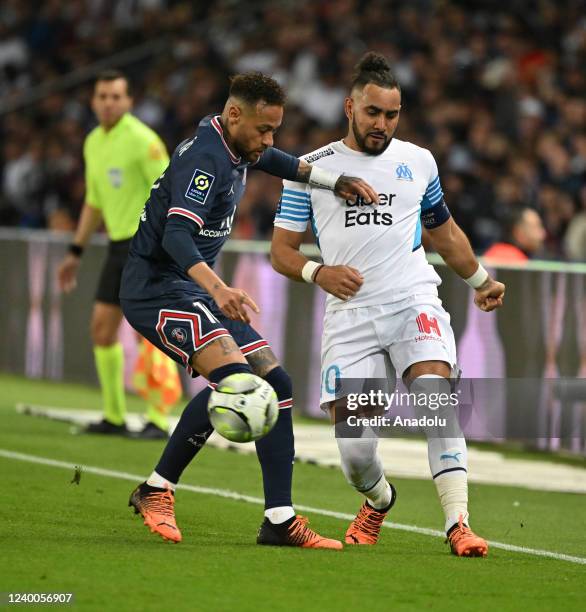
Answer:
[{"left": 170, "top": 327, "right": 187, "bottom": 346}]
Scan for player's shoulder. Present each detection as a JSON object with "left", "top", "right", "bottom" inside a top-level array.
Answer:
[
  {"left": 391, "top": 138, "right": 433, "bottom": 159},
  {"left": 299, "top": 142, "right": 338, "bottom": 166},
  {"left": 390, "top": 138, "right": 436, "bottom": 174},
  {"left": 169, "top": 125, "right": 230, "bottom": 185}
]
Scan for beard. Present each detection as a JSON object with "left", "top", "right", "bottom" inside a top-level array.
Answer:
[{"left": 352, "top": 117, "right": 392, "bottom": 155}]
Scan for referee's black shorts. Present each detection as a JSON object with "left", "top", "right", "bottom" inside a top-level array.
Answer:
[{"left": 95, "top": 239, "right": 132, "bottom": 306}]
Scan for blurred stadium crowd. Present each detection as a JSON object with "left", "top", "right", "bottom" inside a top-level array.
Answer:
[{"left": 0, "top": 0, "right": 584, "bottom": 259}]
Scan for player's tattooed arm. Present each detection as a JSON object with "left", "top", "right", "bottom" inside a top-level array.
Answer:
[
  {"left": 295, "top": 161, "right": 312, "bottom": 183},
  {"left": 296, "top": 160, "right": 379, "bottom": 204},
  {"left": 246, "top": 347, "right": 279, "bottom": 378}
]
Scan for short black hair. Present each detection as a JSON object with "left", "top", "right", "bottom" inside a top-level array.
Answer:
[
  {"left": 502, "top": 206, "right": 534, "bottom": 241},
  {"left": 350, "top": 52, "right": 400, "bottom": 93},
  {"left": 95, "top": 69, "right": 132, "bottom": 96},
  {"left": 229, "top": 72, "right": 286, "bottom": 107}
]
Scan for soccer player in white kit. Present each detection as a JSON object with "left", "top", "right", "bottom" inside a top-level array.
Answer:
[{"left": 270, "top": 52, "right": 505, "bottom": 557}]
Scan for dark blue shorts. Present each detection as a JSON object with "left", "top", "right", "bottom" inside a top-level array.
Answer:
[{"left": 121, "top": 293, "right": 269, "bottom": 377}]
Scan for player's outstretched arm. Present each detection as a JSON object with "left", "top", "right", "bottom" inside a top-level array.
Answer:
[
  {"left": 426, "top": 218, "right": 505, "bottom": 312},
  {"left": 255, "top": 149, "right": 378, "bottom": 204},
  {"left": 57, "top": 203, "right": 102, "bottom": 293},
  {"left": 271, "top": 227, "right": 363, "bottom": 301},
  {"left": 186, "top": 262, "right": 259, "bottom": 324},
  {"left": 296, "top": 160, "right": 379, "bottom": 204}
]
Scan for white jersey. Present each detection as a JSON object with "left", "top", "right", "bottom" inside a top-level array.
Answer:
[{"left": 274, "top": 139, "right": 447, "bottom": 312}]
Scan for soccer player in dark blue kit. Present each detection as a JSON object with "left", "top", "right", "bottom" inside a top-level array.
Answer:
[{"left": 120, "top": 73, "right": 378, "bottom": 549}]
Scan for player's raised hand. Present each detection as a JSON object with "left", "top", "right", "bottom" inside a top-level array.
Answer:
[
  {"left": 314, "top": 265, "right": 364, "bottom": 301},
  {"left": 474, "top": 278, "right": 505, "bottom": 312},
  {"left": 212, "top": 286, "right": 260, "bottom": 323},
  {"left": 57, "top": 255, "right": 81, "bottom": 293},
  {"left": 334, "top": 175, "right": 379, "bottom": 205}
]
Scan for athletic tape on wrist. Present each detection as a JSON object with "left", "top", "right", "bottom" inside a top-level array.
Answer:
[
  {"left": 301, "top": 261, "right": 321, "bottom": 283},
  {"left": 464, "top": 263, "right": 489, "bottom": 289},
  {"left": 309, "top": 166, "right": 341, "bottom": 190}
]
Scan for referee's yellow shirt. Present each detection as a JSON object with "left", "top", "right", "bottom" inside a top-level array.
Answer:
[{"left": 83, "top": 113, "right": 169, "bottom": 241}]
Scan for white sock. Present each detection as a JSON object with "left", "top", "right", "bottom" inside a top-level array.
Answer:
[
  {"left": 434, "top": 471, "right": 469, "bottom": 532},
  {"left": 363, "top": 476, "right": 392, "bottom": 510},
  {"left": 265, "top": 506, "right": 295, "bottom": 524},
  {"left": 147, "top": 471, "right": 176, "bottom": 491},
  {"left": 410, "top": 374, "right": 469, "bottom": 531},
  {"left": 336, "top": 437, "right": 384, "bottom": 492}
]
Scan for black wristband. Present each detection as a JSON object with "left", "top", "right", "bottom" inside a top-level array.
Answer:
[{"left": 68, "top": 244, "right": 84, "bottom": 257}]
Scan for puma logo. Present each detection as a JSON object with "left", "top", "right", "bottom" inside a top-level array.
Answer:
[{"left": 440, "top": 452, "right": 462, "bottom": 462}]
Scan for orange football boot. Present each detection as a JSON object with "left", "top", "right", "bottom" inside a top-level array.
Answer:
[
  {"left": 129, "top": 482, "right": 182, "bottom": 543},
  {"left": 257, "top": 515, "right": 343, "bottom": 550},
  {"left": 447, "top": 515, "right": 488, "bottom": 557},
  {"left": 345, "top": 483, "right": 397, "bottom": 545}
]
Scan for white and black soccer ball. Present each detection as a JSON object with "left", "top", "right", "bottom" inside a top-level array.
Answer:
[{"left": 208, "top": 373, "right": 279, "bottom": 443}]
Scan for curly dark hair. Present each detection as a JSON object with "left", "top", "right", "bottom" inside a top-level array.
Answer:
[
  {"left": 229, "top": 72, "right": 286, "bottom": 106},
  {"left": 350, "top": 52, "right": 400, "bottom": 92}
]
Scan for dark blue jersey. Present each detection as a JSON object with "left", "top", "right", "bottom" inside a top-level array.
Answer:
[{"left": 120, "top": 114, "right": 299, "bottom": 299}]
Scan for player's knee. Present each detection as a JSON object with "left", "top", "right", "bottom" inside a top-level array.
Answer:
[{"left": 263, "top": 366, "right": 293, "bottom": 403}]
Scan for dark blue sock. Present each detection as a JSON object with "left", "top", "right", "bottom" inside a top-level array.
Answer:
[
  {"left": 255, "top": 366, "right": 295, "bottom": 509},
  {"left": 155, "top": 363, "right": 252, "bottom": 483}
]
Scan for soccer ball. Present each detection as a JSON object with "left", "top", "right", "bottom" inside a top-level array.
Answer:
[{"left": 208, "top": 373, "right": 279, "bottom": 443}]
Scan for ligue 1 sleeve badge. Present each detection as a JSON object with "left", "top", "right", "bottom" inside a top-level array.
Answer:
[{"left": 185, "top": 168, "right": 215, "bottom": 204}]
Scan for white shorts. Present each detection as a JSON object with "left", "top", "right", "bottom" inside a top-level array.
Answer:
[{"left": 320, "top": 294, "right": 458, "bottom": 406}]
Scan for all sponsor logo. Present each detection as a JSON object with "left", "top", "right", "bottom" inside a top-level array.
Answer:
[
  {"left": 416, "top": 313, "right": 442, "bottom": 337},
  {"left": 344, "top": 192, "right": 395, "bottom": 227},
  {"left": 303, "top": 147, "right": 335, "bottom": 164}
]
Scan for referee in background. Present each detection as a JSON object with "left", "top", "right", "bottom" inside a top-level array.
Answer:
[{"left": 58, "top": 70, "right": 180, "bottom": 439}]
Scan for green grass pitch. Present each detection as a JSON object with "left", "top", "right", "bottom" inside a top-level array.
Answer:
[{"left": 1, "top": 374, "right": 585, "bottom": 611}]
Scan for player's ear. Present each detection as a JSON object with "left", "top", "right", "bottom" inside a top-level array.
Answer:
[
  {"left": 344, "top": 97, "right": 353, "bottom": 120},
  {"left": 227, "top": 101, "right": 242, "bottom": 124}
]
